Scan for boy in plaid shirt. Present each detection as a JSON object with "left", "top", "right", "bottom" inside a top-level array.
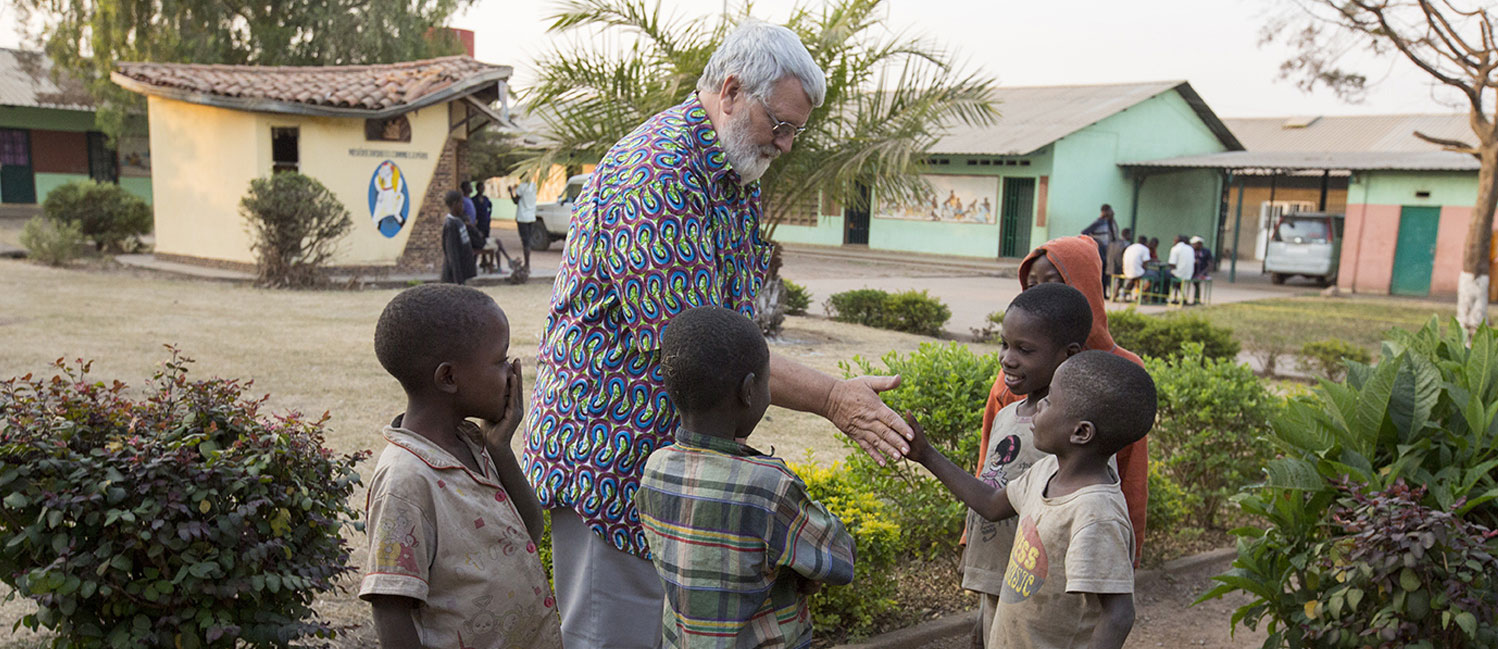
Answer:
[{"left": 637, "top": 305, "right": 855, "bottom": 648}]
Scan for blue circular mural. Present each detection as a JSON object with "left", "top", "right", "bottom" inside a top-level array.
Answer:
[{"left": 368, "top": 160, "right": 411, "bottom": 238}]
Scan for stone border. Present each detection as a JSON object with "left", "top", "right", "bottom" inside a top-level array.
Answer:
[{"left": 830, "top": 546, "right": 1238, "bottom": 649}]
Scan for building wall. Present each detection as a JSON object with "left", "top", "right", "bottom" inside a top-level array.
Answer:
[
  {"left": 1048, "top": 89, "right": 1230, "bottom": 244},
  {"left": 0, "top": 106, "right": 153, "bottom": 204},
  {"left": 147, "top": 95, "right": 452, "bottom": 266},
  {"left": 1338, "top": 170, "right": 1486, "bottom": 296},
  {"left": 1134, "top": 168, "right": 1222, "bottom": 247}
]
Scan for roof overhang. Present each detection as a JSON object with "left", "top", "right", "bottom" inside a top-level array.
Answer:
[
  {"left": 1121, "top": 150, "right": 1480, "bottom": 173},
  {"left": 110, "top": 67, "right": 511, "bottom": 120}
]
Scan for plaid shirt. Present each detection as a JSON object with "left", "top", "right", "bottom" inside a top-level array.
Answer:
[{"left": 638, "top": 430, "right": 856, "bottom": 649}]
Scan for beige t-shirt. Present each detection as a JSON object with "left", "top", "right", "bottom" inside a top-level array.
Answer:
[
  {"left": 989, "top": 454, "right": 1135, "bottom": 649},
  {"left": 360, "top": 423, "right": 563, "bottom": 649},
  {"left": 962, "top": 401, "right": 1040, "bottom": 594}
]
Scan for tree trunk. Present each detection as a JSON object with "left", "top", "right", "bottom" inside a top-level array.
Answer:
[
  {"left": 753, "top": 243, "right": 787, "bottom": 337},
  {"left": 1457, "top": 142, "right": 1498, "bottom": 336}
]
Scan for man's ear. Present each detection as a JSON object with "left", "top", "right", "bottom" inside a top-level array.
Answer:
[
  {"left": 434, "top": 362, "right": 459, "bottom": 395},
  {"left": 738, "top": 371, "right": 758, "bottom": 407},
  {"left": 1070, "top": 420, "right": 1096, "bottom": 446},
  {"left": 719, "top": 75, "right": 744, "bottom": 115}
]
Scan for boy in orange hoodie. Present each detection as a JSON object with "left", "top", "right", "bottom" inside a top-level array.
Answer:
[{"left": 975, "top": 235, "right": 1149, "bottom": 563}]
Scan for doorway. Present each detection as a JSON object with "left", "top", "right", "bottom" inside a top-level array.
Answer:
[
  {"left": 844, "top": 183, "right": 870, "bottom": 245},
  {"left": 1000, "top": 177, "right": 1035, "bottom": 257},
  {"left": 1390, "top": 205, "right": 1440, "bottom": 296},
  {"left": 0, "top": 128, "right": 36, "bottom": 204}
]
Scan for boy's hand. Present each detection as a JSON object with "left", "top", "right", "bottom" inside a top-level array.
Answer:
[
  {"left": 484, "top": 359, "right": 525, "bottom": 450},
  {"left": 902, "top": 412, "right": 931, "bottom": 464}
]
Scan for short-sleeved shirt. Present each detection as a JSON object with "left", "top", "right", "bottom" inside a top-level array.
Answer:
[
  {"left": 637, "top": 429, "right": 856, "bottom": 649},
  {"left": 360, "top": 422, "right": 563, "bottom": 649},
  {"left": 1122, "top": 244, "right": 1149, "bottom": 279},
  {"left": 989, "top": 455, "right": 1135, "bottom": 649},
  {"left": 522, "top": 94, "right": 774, "bottom": 558},
  {"left": 963, "top": 402, "right": 1039, "bottom": 595}
]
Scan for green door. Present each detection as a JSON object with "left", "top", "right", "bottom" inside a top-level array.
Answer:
[
  {"left": 0, "top": 129, "right": 36, "bottom": 204},
  {"left": 1390, "top": 206, "right": 1440, "bottom": 296},
  {"left": 1000, "top": 177, "right": 1034, "bottom": 258}
]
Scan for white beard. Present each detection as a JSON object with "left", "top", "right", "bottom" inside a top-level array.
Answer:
[{"left": 721, "top": 111, "right": 779, "bottom": 185}]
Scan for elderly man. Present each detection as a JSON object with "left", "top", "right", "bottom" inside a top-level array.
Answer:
[{"left": 521, "top": 20, "right": 913, "bottom": 648}]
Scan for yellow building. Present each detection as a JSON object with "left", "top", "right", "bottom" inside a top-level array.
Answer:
[{"left": 112, "top": 56, "right": 511, "bottom": 271}]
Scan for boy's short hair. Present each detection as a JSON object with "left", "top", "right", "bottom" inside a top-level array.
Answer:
[
  {"left": 660, "top": 305, "right": 769, "bottom": 414},
  {"left": 1053, "top": 351, "right": 1156, "bottom": 455},
  {"left": 443, "top": 190, "right": 464, "bottom": 210},
  {"left": 1007, "top": 283, "right": 1092, "bottom": 349},
  {"left": 375, "top": 284, "right": 500, "bottom": 391}
]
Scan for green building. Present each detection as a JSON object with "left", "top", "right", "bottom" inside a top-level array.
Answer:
[
  {"left": 771, "top": 80, "right": 1242, "bottom": 258},
  {"left": 0, "top": 48, "right": 152, "bottom": 205}
]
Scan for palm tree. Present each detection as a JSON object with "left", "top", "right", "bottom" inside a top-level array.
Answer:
[{"left": 521, "top": 0, "right": 998, "bottom": 331}]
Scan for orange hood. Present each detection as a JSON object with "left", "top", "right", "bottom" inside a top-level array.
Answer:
[{"left": 1017, "top": 235, "right": 1123, "bottom": 355}]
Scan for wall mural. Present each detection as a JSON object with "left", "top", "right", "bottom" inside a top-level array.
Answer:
[
  {"left": 876, "top": 174, "right": 997, "bottom": 224},
  {"left": 368, "top": 160, "right": 411, "bottom": 238}
]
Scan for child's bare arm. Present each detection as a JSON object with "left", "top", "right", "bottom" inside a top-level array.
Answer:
[
  {"left": 905, "top": 414, "right": 1016, "bottom": 522},
  {"left": 483, "top": 359, "right": 545, "bottom": 543},
  {"left": 1087, "top": 592, "right": 1135, "bottom": 649},
  {"left": 369, "top": 594, "right": 422, "bottom": 649}
]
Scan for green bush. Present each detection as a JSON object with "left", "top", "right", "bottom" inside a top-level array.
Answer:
[
  {"left": 19, "top": 215, "right": 86, "bottom": 266},
  {"left": 40, "top": 179, "right": 152, "bottom": 252},
  {"left": 793, "top": 461, "right": 902, "bottom": 638},
  {"left": 240, "top": 172, "right": 353, "bottom": 288},
  {"left": 1108, "top": 308, "right": 1240, "bottom": 360},
  {"left": 1299, "top": 479, "right": 1498, "bottom": 649},
  {"left": 0, "top": 350, "right": 367, "bottom": 647},
  {"left": 783, "top": 279, "right": 811, "bottom": 316},
  {"left": 1299, "top": 338, "right": 1372, "bottom": 382},
  {"left": 841, "top": 342, "right": 999, "bottom": 557},
  {"left": 1201, "top": 318, "right": 1498, "bottom": 646},
  {"left": 1145, "top": 462, "right": 1191, "bottom": 531},
  {"left": 826, "top": 288, "right": 951, "bottom": 337},
  {"left": 970, "top": 310, "right": 1005, "bottom": 344},
  {"left": 1144, "top": 341, "right": 1279, "bottom": 528}
]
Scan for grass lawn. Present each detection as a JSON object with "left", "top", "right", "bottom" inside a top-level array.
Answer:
[
  {"left": 1156, "top": 294, "right": 1471, "bottom": 358},
  {"left": 0, "top": 258, "right": 990, "bottom": 644}
]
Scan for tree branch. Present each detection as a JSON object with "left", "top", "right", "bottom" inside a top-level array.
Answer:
[
  {"left": 1349, "top": 0, "right": 1478, "bottom": 101},
  {"left": 1414, "top": 129, "right": 1481, "bottom": 156}
]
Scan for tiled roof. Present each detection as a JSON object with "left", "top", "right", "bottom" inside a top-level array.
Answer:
[
  {"left": 113, "top": 55, "right": 511, "bottom": 117},
  {"left": 928, "top": 81, "right": 1243, "bottom": 156},
  {"left": 0, "top": 48, "right": 95, "bottom": 111}
]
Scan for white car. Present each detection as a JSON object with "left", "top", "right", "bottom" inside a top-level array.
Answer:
[{"left": 528, "top": 173, "right": 590, "bottom": 251}]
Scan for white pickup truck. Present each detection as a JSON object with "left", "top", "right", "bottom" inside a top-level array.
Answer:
[{"left": 528, "top": 173, "right": 590, "bottom": 251}]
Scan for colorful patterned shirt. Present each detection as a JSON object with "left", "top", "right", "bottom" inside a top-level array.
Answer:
[
  {"left": 522, "top": 94, "right": 774, "bottom": 557},
  {"left": 637, "top": 430, "right": 856, "bottom": 649}
]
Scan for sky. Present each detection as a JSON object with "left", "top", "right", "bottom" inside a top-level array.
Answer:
[{"left": 0, "top": 0, "right": 1472, "bottom": 119}]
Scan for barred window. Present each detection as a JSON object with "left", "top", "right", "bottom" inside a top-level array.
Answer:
[{"left": 767, "top": 190, "right": 820, "bottom": 227}]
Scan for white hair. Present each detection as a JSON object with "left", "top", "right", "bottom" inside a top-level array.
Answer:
[{"left": 697, "top": 19, "right": 826, "bottom": 108}]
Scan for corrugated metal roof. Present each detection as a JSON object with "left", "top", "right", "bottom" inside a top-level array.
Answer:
[
  {"left": 1121, "top": 150, "right": 1479, "bottom": 171},
  {"left": 928, "top": 80, "right": 1242, "bottom": 155},
  {"left": 1222, "top": 114, "right": 1472, "bottom": 152},
  {"left": 0, "top": 48, "right": 95, "bottom": 111}
]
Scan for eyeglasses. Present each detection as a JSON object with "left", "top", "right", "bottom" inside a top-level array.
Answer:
[{"left": 756, "top": 96, "right": 807, "bottom": 139}]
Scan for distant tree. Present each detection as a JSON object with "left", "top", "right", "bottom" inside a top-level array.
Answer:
[
  {"left": 1263, "top": 1, "right": 1496, "bottom": 333},
  {"left": 467, "top": 127, "right": 529, "bottom": 183},
  {"left": 14, "top": 0, "right": 474, "bottom": 142},
  {"left": 520, "top": 0, "right": 998, "bottom": 237}
]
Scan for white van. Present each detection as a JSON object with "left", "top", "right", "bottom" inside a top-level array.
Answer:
[
  {"left": 528, "top": 173, "right": 590, "bottom": 251},
  {"left": 1264, "top": 212, "right": 1343, "bottom": 286}
]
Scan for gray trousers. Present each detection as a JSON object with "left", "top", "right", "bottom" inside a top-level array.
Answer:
[{"left": 550, "top": 508, "right": 666, "bottom": 649}]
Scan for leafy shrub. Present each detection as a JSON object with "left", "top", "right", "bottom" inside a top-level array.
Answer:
[
  {"left": 0, "top": 350, "right": 367, "bottom": 647},
  {"left": 970, "top": 310, "right": 1005, "bottom": 344},
  {"left": 1299, "top": 338, "right": 1372, "bottom": 382},
  {"left": 841, "top": 342, "right": 1000, "bottom": 557},
  {"left": 826, "top": 288, "right": 951, "bottom": 337},
  {"left": 1144, "top": 341, "right": 1279, "bottom": 528},
  {"left": 793, "top": 461, "right": 902, "bottom": 637},
  {"left": 240, "top": 172, "right": 352, "bottom": 288},
  {"left": 19, "top": 216, "right": 86, "bottom": 266},
  {"left": 1107, "top": 308, "right": 1239, "bottom": 360},
  {"left": 783, "top": 279, "right": 811, "bottom": 316},
  {"left": 1299, "top": 479, "right": 1498, "bottom": 649},
  {"left": 1145, "top": 462, "right": 1191, "bottom": 531},
  {"left": 1201, "top": 318, "right": 1498, "bottom": 646},
  {"left": 40, "top": 179, "right": 152, "bottom": 251}
]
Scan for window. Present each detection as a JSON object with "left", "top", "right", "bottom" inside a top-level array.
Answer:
[
  {"left": 767, "top": 190, "right": 819, "bottom": 227},
  {"left": 272, "top": 127, "right": 299, "bottom": 173},
  {"left": 364, "top": 116, "right": 411, "bottom": 142},
  {"left": 1275, "top": 216, "right": 1331, "bottom": 243}
]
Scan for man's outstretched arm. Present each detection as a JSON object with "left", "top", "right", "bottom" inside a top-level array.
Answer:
[{"left": 768, "top": 352, "right": 913, "bottom": 464}]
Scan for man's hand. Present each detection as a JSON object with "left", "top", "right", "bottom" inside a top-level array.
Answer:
[
  {"left": 825, "top": 375, "right": 913, "bottom": 465},
  {"left": 483, "top": 358, "right": 525, "bottom": 451}
]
